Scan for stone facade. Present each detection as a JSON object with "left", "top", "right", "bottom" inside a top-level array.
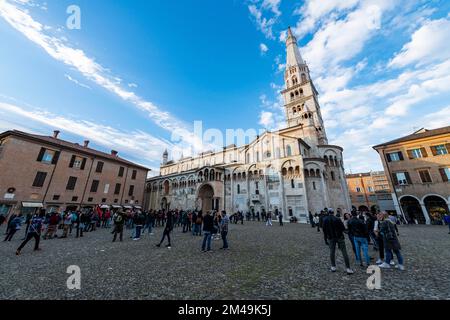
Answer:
[
  {"left": 0, "top": 130, "right": 149, "bottom": 218},
  {"left": 373, "top": 126, "right": 450, "bottom": 224},
  {"left": 144, "top": 28, "right": 352, "bottom": 222}
]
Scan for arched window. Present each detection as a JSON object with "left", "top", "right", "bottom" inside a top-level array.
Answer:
[
  {"left": 282, "top": 168, "right": 287, "bottom": 176},
  {"left": 246, "top": 153, "right": 250, "bottom": 164},
  {"left": 316, "top": 169, "right": 321, "bottom": 177},
  {"left": 292, "top": 107, "right": 297, "bottom": 114},
  {"left": 300, "top": 88, "right": 304, "bottom": 96},
  {"left": 301, "top": 73, "right": 307, "bottom": 83},
  {"left": 331, "top": 171, "right": 335, "bottom": 181},
  {"left": 288, "top": 167, "right": 294, "bottom": 175},
  {"left": 237, "top": 184, "right": 241, "bottom": 194},
  {"left": 295, "top": 91, "right": 299, "bottom": 96},
  {"left": 295, "top": 166, "right": 300, "bottom": 175},
  {"left": 292, "top": 76, "right": 298, "bottom": 85},
  {"left": 291, "top": 179, "right": 295, "bottom": 188},
  {"left": 256, "top": 152, "right": 260, "bottom": 162},
  {"left": 286, "top": 145, "right": 292, "bottom": 157}
]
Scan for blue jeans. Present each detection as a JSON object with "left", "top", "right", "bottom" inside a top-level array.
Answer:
[
  {"left": 202, "top": 231, "right": 212, "bottom": 251},
  {"left": 134, "top": 226, "right": 142, "bottom": 239},
  {"left": 142, "top": 222, "right": 152, "bottom": 234},
  {"left": 354, "top": 237, "right": 370, "bottom": 265},
  {"left": 385, "top": 248, "right": 404, "bottom": 265},
  {"left": 221, "top": 231, "right": 228, "bottom": 249}
]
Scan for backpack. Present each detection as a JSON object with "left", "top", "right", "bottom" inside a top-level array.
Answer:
[
  {"left": 113, "top": 213, "right": 123, "bottom": 224},
  {"left": 382, "top": 221, "right": 397, "bottom": 240}
]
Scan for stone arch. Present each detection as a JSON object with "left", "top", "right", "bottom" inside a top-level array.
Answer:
[
  {"left": 399, "top": 195, "right": 426, "bottom": 224},
  {"left": 197, "top": 184, "right": 215, "bottom": 212},
  {"left": 423, "top": 195, "right": 449, "bottom": 224}
]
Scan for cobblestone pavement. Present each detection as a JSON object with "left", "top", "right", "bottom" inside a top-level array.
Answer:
[{"left": 0, "top": 222, "right": 449, "bottom": 300}]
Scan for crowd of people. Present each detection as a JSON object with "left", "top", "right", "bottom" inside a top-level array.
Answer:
[{"left": 309, "top": 208, "right": 407, "bottom": 274}]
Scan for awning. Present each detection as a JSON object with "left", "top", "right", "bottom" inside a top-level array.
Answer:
[
  {"left": 100, "top": 205, "right": 110, "bottom": 209},
  {"left": 22, "top": 202, "right": 44, "bottom": 208},
  {"left": 133, "top": 206, "right": 142, "bottom": 210},
  {"left": 123, "top": 205, "right": 133, "bottom": 209},
  {"left": 111, "top": 205, "right": 122, "bottom": 209}
]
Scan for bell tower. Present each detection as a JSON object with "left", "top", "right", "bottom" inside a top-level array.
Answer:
[{"left": 281, "top": 27, "right": 328, "bottom": 146}]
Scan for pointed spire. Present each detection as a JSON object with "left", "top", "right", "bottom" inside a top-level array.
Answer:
[{"left": 285, "top": 27, "right": 305, "bottom": 67}]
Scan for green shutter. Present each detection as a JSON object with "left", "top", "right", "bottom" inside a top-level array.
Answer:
[{"left": 36, "top": 148, "right": 46, "bottom": 162}]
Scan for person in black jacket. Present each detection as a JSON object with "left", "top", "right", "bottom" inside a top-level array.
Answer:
[
  {"left": 201, "top": 211, "right": 214, "bottom": 252},
  {"left": 322, "top": 210, "right": 354, "bottom": 274},
  {"left": 347, "top": 212, "right": 370, "bottom": 267},
  {"left": 156, "top": 211, "right": 173, "bottom": 248}
]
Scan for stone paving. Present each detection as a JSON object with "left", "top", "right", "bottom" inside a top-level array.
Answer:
[{"left": 0, "top": 222, "right": 449, "bottom": 300}]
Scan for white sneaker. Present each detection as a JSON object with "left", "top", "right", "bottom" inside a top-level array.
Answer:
[
  {"left": 379, "top": 262, "right": 391, "bottom": 269},
  {"left": 346, "top": 268, "right": 354, "bottom": 275},
  {"left": 390, "top": 261, "right": 396, "bottom": 266},
  {"left": 375, "top": 259, "right": 383, "bottom": 265},
  {"left": 330, "top": 267, "right": 337, "bottom": 272},
  {"left": 396, "top": 264, "right": 405, "bottom": 271}
]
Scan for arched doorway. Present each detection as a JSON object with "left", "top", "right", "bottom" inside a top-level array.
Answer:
[
  {"left": 161, "top": 197, "right": 168, "bottom": 211},
  {"left": 424, "top": 195, "right": 448, "bottom": 225},
  {"left": 400, "top": 196, "right": 425, "bottom": 224},
  {"left": 198, "top": 184, "right": 214, "bottom": 212}
]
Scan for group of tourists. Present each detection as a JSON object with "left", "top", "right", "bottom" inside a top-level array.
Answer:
[{"left": 311, "top": 208, "right": 406, "bottom": 274}]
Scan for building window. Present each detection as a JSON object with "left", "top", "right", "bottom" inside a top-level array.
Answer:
[
  {"left": 90, "top": 180, "right": 100, "bottom": 193},
  {"left": 118, "top": 166, "right": 125, "bottom": 177},
  {"left": 125, "top": 200, "right": 129, "bottom": 204},
  {"left": 72, "top": 196, "right": 78, "bottom": 202},
  {"left": 37, "top": 148, "right": 60, "bottom": 164},
  {"left": 387, "top": 151, "right": 403, "bottom": 162},
  {"left": 418, "top": 170, "right": 432, "bottom": 184},
  {"left": 32, "top": 171, "right": 47, "bottom": 187},
  {"left": 330, "top": 171, "right": 335, "bottom": 181},
  {"left": 114, "top": 199, "right": 119, "bottom": 203},
  {"left": 42, "top": 150, "right": 55, "bottom": 163},
  {"left": 431, "top": 144, "right": 449, "bottom": 156},
  {"left": 66, "top": 176, "right": 77, "bottom": 190},
  {"left": 368, "top": 186, "right": 374, "bottom": 192},
  {"left": 291, "top": 179, "right": 295, "bottom": 188},
  {"left": 102, "top": 198, "right": 107, "bottom": 203},
  {"left": 286, "top": 145, "right": 292, "bottom": 157},
  {"left": 256, "top": 152, "right": 260, "bottom": 162},
  {"left": 312, "top": 181, "right": 316, "bottom": 190},
  {"left": 439, "top": 168, "right": 450, "bottom": 182},
  {"left": 408, "top": 148, "right": 427, "bottom": 159},
  {"left": 131, "top": 169, "right": 137, "bottom": 180},
  {"left": 96, "top": 161, "right": 104, "bottom": 173},
  {"left": 53, "top": 195, "right": 60, "bottom": 201},
  {"left": 104, "top": 184, "right": 110, "bottom": 194},
  {"left": 128, "top": 185, "right": 134, "bottom": 196},
  {"left": 393, "top": 172, "right": 411, "bottom": 186},
  {"left": 88, "top": 197, "right": 93, "bottom": 202},
  {"left": 356, "top": 187, "right": 361, "bottom": 193},
  {"left": 237, "top": 184, "right": 240, "bottom": 194}
]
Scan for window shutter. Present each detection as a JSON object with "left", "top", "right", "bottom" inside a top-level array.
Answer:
[
  {"left": 398, "top": 151, "right": 404, "bottom": 160},
  {"left": 80, "top": 158, "right": 87, "bottom": 170},
  {"left": 419, "top": 170, "right": 426, "bottom": 183},
  {"left": 420, "top": 147, "right": 428, "bottom": 157},
  {"left": 405, "top": 172, "right": 412, "bottom": 184},
  {"left": 386, "top": 153, "right": 392, "bottom": 162},
  {"left": 446, "top": 144, "right": 450, "bottom": 153},
  {"left": 430, "top": 146, "right": 438, "bottom": 156},
  {"left": 439, "top": 168, "right": 449, "bottom": 182},
  {"left": 37, "top": 148, "right": 46, "bottom": 161},
  {"left": 52, "top": 151, "right": 60, "bottom": 164},
  {"left": 407, "top": 150, "right": 414, "bottom": 159},
  {"left": 392, "top": 173, "right": 399, "bottom": 186},
  {"left": 69, "top": 155, "right": 76, "bottom": 168}
]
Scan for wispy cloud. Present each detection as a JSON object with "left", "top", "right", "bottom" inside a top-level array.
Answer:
[
  {"left": 0, "top": 0, "right": 205, "bottom": 153},
  {"left": 64, "top": 74, "right": 91, "bottom": 90},
  {"left": 248, "top": 0, "right": 282, "bottom": 39}
]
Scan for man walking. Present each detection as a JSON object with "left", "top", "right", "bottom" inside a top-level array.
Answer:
[
  {"left": 266, "top": 211, "right": 273, "bottom": 226},
  {"left": 156, "top": 211, "right": 173, "bottom": 248},
  {"left": 16, "top": 211, "right": 44, "bottom": 255},
  {"left": 4, "top": 213, "right": 22, "bottom": 241},
  {"left": 278, "top": 212, "right": 283, "bottom": 226},
  {"left": 220, "top": 211, "right": 230, "bottom": 250},
  {"left": 322, "top": 210, "right": 354, "bottom": 274}
]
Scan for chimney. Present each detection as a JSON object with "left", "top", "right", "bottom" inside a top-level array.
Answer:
[
  {"left": 53, "top": 130, "right": 60, "bottom": 139},
  {"left": 111, "top": 150, "right": 118, "bottom": 157},
  {"left": 84, "top": 140, "right": 90, "bottom": 148}
]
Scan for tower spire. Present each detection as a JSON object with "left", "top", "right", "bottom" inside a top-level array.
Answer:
[{"left": 286, "top": 27, "right": 305, "bottom": 67}]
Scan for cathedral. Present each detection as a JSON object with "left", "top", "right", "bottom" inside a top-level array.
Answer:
[{"left": 144, "top": 28, "right": 351, "bottom": 222}]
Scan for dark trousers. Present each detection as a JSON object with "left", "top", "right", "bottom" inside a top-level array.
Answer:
[
  {"left": 159, "top": 229, "right": 171, "bottom": 245},
  {"left": 135, "top": 225, "right": 142, "bottom": 239},
  {"left": 112, "top": 225, "right": 124, "bottom": 242},
  {"left": 329, "top": 237, "right": 351, "bottom": 268},
  {"left": 4, "top": 229, "right": 17, "bottom": 241},
  {"left": 377, "top": 236, "right": 385, "bottom": 260},
  {"left": 182, "top": 223, "right": 188, "bottom": 233},
  {"left": 221, "top": 231, "right": 228, "bottom": 249},
  {"left": 76, "top": 224, "right": 84, "bottom": 238},
  {"left": 17, "top": 232, "right": 40, "bottom": 251},
  {"left": 347, "top": 234, "right": 356, "bottom": 254},
  {"left": 279, "top": 219, "right": 283, "bottom": 226}
]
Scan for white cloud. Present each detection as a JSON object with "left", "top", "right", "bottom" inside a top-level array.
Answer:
[
  {"left": 64, "top": 74, "right": 91, "bottom": 90},
  {"left": 248, "top": 0, "right": 282, "bottom": 39},
  {"left": 389, "top": 17, "right": 450, "bottom": 68},
  {"left": 0, "top": 0, "right": 204, "bottom": 152},
  {"left": 260, "top": 43, "right": 269, "bottom": 55}
]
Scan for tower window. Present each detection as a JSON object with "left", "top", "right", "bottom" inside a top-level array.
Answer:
[
  {"left": 292, "top": 107, "right": 296, "bottom": 114},
  {"left": 286, "top": 145, "right": 292, "bottom": 157}
]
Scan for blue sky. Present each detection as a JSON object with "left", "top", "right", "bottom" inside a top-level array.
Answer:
[{"left": 0, "top": 0, "right": 449, "bottom": 174}]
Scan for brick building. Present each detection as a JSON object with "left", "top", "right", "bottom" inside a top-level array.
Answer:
[
  {"left": 373, "top": 126, "right": 450, "bottom": 224},
  {"left": 0, "top": 130, "right": 149, "bottom": 218},
  {"left": 346, "top": 171, "right": 395, "bottom": 213}
]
